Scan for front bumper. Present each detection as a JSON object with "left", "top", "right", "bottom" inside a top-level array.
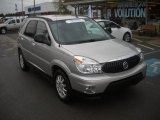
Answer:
[{"left": 69, "top": 62, "right": 147, "bottom": 95}]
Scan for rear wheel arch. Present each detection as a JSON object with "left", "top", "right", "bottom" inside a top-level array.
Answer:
[
  {"left": 123, "top": 32, "right": 131, "bottom": 42},
  {"left": 0, "top": 27, "right": 7, "bottom": 34}
]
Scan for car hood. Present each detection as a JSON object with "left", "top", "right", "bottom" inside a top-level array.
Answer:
[
  {"left": 62, "top": 39, "right": 139, "bottom": 63},
  {"left": 0, "top": 23, "right": 6, "bottom": 27}
]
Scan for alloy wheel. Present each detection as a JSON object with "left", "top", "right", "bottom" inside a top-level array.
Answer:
[{"left": 56, "top": 75, "right": 67, "bottom": 99}]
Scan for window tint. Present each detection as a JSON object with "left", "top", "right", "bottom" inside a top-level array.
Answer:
[
  {"left": 50, "top": 18, "right": 111, "bottom": 44},
  {"left": 85, "top": 21, "right": 105, "bottom": 37},
  {"left": 98, "top": 21, "right": 105, "bottom": 28},
  {"left": 21, "top": 18, "right": 25, "bottom": 22},
  {"left": 109, "top": 22, "right": 119, "bottom": 28},
  {"left": 9, "top": 20, "right": 15, "bottom": 24},
  {"left": 35, "top": 21, "right": 51, "bottom": 43},
  {"left": 36, "top": 21, "right": 47, "bottom": 35},
  {"left": 16, "top": 19, "right": 20, "bottom": 23},
  {"left": 24, "top": 20, "right": 37, "bottom": 38}
]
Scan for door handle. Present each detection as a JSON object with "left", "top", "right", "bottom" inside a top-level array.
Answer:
[{"left": 32, "top": 42, "right": 36, "bottom": 46}]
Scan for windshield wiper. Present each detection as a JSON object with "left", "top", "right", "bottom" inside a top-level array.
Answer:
[{"left": 60, "top": 38, "right": 105, "bottom": 45}]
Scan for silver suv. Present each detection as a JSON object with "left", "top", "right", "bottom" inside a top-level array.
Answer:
[{"left": 17, "top": 15, "right": 147, "bottom": 102}]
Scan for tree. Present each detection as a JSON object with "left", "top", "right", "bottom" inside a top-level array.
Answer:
[
  {"left": 57, "top": 0, "right": 70, "bottom": 14},
  {"left": 0, "top": 13, "right": 4, "bottom": 17}
]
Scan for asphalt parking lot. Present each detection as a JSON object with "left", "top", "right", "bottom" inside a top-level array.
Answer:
[{"left": 0, "top": 32, "right": 160, "bottom": 120}]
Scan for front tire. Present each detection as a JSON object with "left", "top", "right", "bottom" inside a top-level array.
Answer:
[
  {"left": 1, "top": 28, "right": 6, "bottom": 34},
  {"left": 54, "top": 69, "right": 73, "bottom": 103},
  {"left": 123, "top": 33, "right": 131, "bottom": 42},
  {"left": 18, "top": 51, "right": 30, "bottom": 71}
]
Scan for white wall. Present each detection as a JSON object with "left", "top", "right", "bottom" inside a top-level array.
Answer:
[
  {"left": 67, "top": 5, "right": 75, "bottom": 15},
  {"left": 25, "top": 2, "right": 58, "bottom": 15}
]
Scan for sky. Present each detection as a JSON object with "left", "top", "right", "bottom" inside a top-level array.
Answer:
[{"left": 0, "top": 0, "right": 55, "bottom": 14}]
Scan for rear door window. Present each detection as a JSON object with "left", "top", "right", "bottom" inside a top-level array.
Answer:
[
  {"left": 8, "top": 19, "right": 16, "bottom": 24},
  {"left": 16, "top": 19, "right": 20, "bottom": 23},
  {"left": 109, "top": 22, "right": 119, "bottom": 28},
  {"left": 24, "top": 20, "right": 37, "bottom": 38}
]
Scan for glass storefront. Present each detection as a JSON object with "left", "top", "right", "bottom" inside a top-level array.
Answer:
[{"left": 65, "top": 0, "right": 160, "bottom": 30}]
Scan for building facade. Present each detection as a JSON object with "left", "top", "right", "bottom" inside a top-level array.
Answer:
[
  {"left": 64, "top": 0, "right": 160, "bottom": 30},
  {"left": 25, "top": 2, "right": 58, "bottom": 15}
]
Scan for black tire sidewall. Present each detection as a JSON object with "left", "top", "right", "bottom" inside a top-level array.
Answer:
[
  {"left": 1, "top": 28, "right": 6, "bottom": 34},
  {"left": 123, "top": 33, "right": 131, "bottom": 42},
  {"left": 18, "top": 51, "right": 29, "bottom": 71}
]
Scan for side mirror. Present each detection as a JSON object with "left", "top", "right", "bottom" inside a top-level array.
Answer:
[
  {"left": 104, "top": 27, "right": 112, "bottom": 33},
  {"left": 34, "top": 34, "right": 51, "bottom": 46}
]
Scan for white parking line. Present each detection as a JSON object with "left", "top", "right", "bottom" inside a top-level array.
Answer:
[
  {"left": 133, "top": 38, "right": 143, "bottom": 42},
  {"left": 137, "top": 43, "right": 155, "bottom": 50},
  {"left": 148, "top": 43, "right": 160, "bottom": 48}
]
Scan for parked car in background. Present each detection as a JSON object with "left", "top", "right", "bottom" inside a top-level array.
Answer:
[
  {"left": 0, "top": 17, "right": 5, "bottom": 23},
  {"left": 0, "top": 18, "right": 24, "bottom": 34},
  {"left": 95, "top": 19, "right": 132, "bottom": 42},
  {"left": 18, "top": 15, "right": 146, "bottom": 102}
]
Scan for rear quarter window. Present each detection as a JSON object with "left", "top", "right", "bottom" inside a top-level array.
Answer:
[{"left": 16, "top": 19, "right": 20, "bottom": 23}]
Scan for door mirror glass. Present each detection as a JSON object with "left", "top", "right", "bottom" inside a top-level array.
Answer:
[{"left": 34, "top": 34, "right": 51, "bottom": 46}]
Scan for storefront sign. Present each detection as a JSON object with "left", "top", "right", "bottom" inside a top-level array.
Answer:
[
  {"left": 114, "top": 8, "right": 146, "bottom": 18},
  {"left": 28, "top": 6, "right": 41, "bottom": 12},
  {"left": 107, "top": 2, "right": 146, "bottom": 18}
]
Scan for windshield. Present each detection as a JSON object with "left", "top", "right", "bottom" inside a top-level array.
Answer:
[
  {"left": 49, "top": 18, "right": 111, "bottom": 45},
  {"left": 4, "top": 19, "right": 12, "bottom": 24}
]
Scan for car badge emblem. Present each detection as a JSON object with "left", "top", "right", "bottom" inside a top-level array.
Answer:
[{"left": 123, "top": 61, "right": 128, "bottom": 70}]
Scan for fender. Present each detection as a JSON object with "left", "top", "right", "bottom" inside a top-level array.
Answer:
[{"left": 51, "top": 59, "right": 71, "bottom": 76}]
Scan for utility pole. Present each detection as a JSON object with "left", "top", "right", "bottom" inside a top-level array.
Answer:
[
  {"left": 22, "top": 0, "right": 23, "bottom": 16},
  {"left": 34, "top": 0, "right": 35, "bottom": 15}
]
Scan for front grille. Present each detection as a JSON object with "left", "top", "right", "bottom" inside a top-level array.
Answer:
[
  {"left": 105, "top": 72, "right": 144, "bottom": 92},
  {"left": 102, "top": 55, "right": 140, "bottom": 73}
]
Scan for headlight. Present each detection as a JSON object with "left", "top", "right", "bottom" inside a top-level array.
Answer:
[
  {"left": 136, "top": 47, "right": 144, "bottom": 62},
  {"left": 73, "top": 56, "right": 102, "bottom": 74},
  {"left": 139, "top": 52, "right": 144, "bottom": 61}
]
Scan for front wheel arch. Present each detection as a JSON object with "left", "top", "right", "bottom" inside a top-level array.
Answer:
[{"left": 53, "top": 67, "right": 73, "bottom": 102}]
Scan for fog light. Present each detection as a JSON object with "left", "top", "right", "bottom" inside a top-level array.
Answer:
[{"left": 84, "top": 86, "right": 96, "bottom": 94}]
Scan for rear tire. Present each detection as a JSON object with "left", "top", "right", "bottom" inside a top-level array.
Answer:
[
  {"left": 123, "top": 33, "right": 131, "bottom": 42},
  {"left": 54, "top": 69, "right": 73, "bottom": 103},
  {"left": 1, "top": 28, "right": 6, "bottom": 34},
  {"left": 18, "top": 50, "right": 30, "bottom": 71}
]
